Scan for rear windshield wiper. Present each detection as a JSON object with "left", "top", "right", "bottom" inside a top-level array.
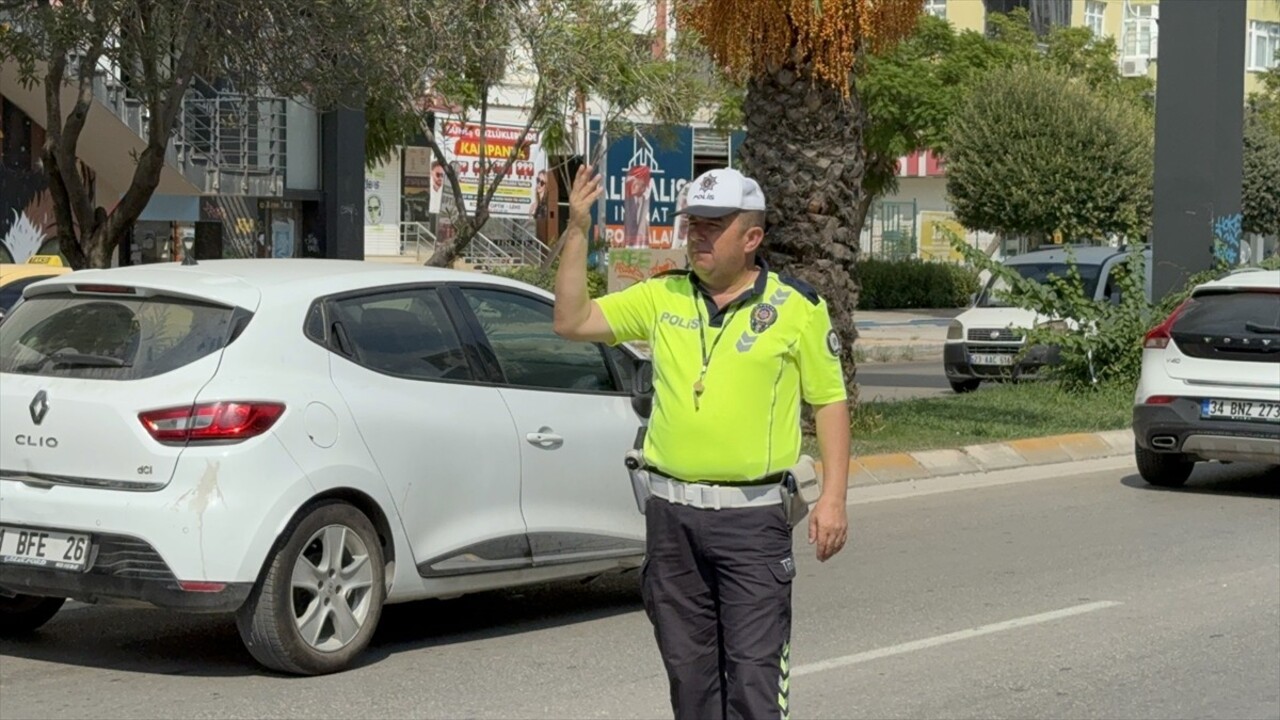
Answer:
[
  {"left": 15, "top": 351, "right": 129, "bottom": 373},
  {"left": 1244, "top": 321, "right": 1280, "bottom": 334}
]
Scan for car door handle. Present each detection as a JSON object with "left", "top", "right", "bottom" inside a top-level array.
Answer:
[{"left": 526, "top": 428, "right": 564, "bottom": 448}]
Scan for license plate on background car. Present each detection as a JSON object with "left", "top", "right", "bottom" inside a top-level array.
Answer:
[
  {"left": 1201, "top": 399, "right": 1280, "bottom": 423},
  {"left": 0, "top": 526, "right": 91, "bottom": 571},
  {"left": 969, "top": 353, "right": 1014, "bottom": 366}
]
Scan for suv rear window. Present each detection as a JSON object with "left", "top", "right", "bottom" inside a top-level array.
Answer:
[
  {"left": 0, "top": 292, "right": 242, "bottom": 380},
  {"left": 1171, "top": 290, "right": 1280, "bottom": 362}
]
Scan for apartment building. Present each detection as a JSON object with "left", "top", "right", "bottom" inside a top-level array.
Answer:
[
  {"left": 922, "top": 0, "right": 1276, "bottom": 94},
  {"left": 878, "top": 0, "right": 1279, "bottom": 260}
]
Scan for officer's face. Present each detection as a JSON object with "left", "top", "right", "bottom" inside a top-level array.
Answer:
[{"left": 686, "top": 213, "right": 763, "bottom": 283}]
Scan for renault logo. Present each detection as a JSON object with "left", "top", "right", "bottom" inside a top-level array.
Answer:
[{"left": 29, "top": 391, "right": 49, "bottom": 425}]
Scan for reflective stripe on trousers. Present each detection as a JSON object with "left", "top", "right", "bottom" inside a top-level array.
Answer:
[{"left": 640, "top": 496, "right": 796, "bottom": 720}]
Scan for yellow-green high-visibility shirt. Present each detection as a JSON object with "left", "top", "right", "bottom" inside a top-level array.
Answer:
[{"left": 595, "top": 260, "right": 847, "bottom": 484}]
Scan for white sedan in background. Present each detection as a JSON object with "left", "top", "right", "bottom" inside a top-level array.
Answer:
[
  {"left": 0, "top": 259, "right": 649, "bottom": 674},
  {"left": 1132, "top": 269, "right": 1280, "bottom": 486}
]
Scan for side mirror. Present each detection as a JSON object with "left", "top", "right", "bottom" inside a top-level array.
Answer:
[{"left": 631, "top": 360, "right": 653, "bottom": 419}]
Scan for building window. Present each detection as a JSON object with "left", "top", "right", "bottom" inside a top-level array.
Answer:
[
  {"left": 923, "top": 0, "right": 947, "bottom": 20},
  {"left": 1248, "top": 21, "right": 1280, "bottom": 72},
  {"left": 1085, "top": 0, "right": 1106, "bottom": 37},
  {"left": 1121, "top": 2, "right": 1158, "bottom": 59}
]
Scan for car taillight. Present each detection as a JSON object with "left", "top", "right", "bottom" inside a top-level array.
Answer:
[
  {"left": 73, "top": 284, "right": 138, "bottom": 295},
  {"left": 139, "top": 402, "right": 285, "bottom": 443},
  {"left": 1143, "top": 395, "right": 1176, "bottom": 404},
  {"left": 1143, "top": 298, "right": 1194, "bottom": 349}
]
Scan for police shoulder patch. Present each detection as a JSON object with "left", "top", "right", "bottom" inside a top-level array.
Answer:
[
  {"left": 826, "top": 329, "right": 841, "bottom": 356},
  {"left": 778, "top": 275, "right": 820, "bottom": 305}
]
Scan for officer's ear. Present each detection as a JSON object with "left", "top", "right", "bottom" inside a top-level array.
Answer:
[{"left": 740, "top": 210, "right": 766, "bottom": 253}]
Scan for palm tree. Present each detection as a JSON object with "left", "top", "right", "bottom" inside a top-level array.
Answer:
[{"left": 678, "top": 0, "right": 923, "bottom": 398}]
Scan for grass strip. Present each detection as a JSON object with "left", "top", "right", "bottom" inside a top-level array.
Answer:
[{"left": 818, "top": 381, "right": 1132, "bottom": 457}]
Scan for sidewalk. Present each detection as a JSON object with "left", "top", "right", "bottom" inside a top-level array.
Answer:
[
  {"left": 855, "top": 309, "right": 959, "bottom": 363},
  {"left": 818, "top": 429, "right": 1134, "bottom": 488}
]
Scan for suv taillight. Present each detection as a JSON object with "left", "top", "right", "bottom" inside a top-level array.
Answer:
[
  {"left": 139, "top": 402, "right": 285, "bottom": 443},
  {"left": 1143, "top": 298, "right": 1194, "bottom": 350}
]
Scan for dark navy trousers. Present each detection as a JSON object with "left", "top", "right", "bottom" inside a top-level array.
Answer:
[{"left": 640, "top": 496, "right": 796, "bottom": 720}]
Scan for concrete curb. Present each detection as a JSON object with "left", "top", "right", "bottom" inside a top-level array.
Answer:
[
  {"left": 855, "top": 342, "right": 945, "bottom": 364},
  {"left": 819, "top": 429, "right": 1135, "bottom": 487}
]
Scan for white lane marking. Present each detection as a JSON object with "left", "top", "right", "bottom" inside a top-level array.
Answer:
[{"left": 792, "top": 601, "right": 1122, "bottom": 678}]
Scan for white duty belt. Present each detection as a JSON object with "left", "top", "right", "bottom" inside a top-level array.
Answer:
[{"left": 647, "top": 473, "right": 784, "bottom": 510}]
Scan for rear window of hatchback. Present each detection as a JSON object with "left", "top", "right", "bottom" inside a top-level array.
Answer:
[{"left": 0, "top": 291, "right": 243, "bottom": 380}]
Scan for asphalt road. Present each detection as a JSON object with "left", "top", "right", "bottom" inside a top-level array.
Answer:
[
  {"left": 2, "top": 457, "right": 1277, "bottom": 720},
  {"left": 857, "top": 360, "right": 956, "bottom": 402}
]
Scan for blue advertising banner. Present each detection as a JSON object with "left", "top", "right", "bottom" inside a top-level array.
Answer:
[{"left": 588, "top": 120, "right": 694, "bottom": 249}]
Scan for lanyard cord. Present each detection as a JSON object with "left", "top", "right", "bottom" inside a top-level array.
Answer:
[{"left": 691, "top": 285, "right": 745, "bottom": 410}]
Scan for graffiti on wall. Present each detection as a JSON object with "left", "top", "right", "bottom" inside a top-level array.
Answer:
[
  {"left": 1211, "top": 212, "right": 1244, "bottom": 267},
  {"left": 201, "top": 196, "right": 260, "bottom": 258},
  {"left": 0, "top": 167, "right": 55, "bottom": 264}
]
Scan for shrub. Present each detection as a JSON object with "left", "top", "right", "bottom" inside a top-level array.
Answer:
[
  {"left": 856, "top": 258, "right": 981, "bottom": 310},
  {"left": 489, "top": 265, "right": 608, "bottom": 298},
  {"left": 946, "top": 64, "right": 1154, "bottom": 243}
]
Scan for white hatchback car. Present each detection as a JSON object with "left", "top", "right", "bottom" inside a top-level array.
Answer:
[
  {"left": 0, "top": 259, "right": 649, "bottom": 674},
  {"left": 1133, "top": 268, "right": 1280, "bottom": 486}
]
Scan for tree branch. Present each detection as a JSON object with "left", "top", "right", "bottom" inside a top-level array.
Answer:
[
  {"left": 43, "top": 149, "right": 88, "bottom": 269},
  {"left": 476, "top": 90, "right": 490, "bottom": 209},
  {"left": 56, "top": 23, "right": 110, "bottom": 240},
  {"left": 101, "top": 5, "right": 205, "bottom": 252}
]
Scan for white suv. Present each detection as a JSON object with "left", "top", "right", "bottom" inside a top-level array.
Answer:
[
  {"left": 0, "top": 260, "right": 648, "bottom": 674},
  {"left": 1133, "top": 269, "right": 1280, "bottom": 486}
]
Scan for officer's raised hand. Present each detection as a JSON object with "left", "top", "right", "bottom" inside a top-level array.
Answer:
[
  {"left": 567, "top": 164, "right": 604, "bottom": 235},
  {"left": 551, "top": 164, "right": 611, "bottom": 344}
]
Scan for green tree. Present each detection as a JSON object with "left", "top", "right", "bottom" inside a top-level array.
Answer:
[
  {"left": 0, "top": 0, "right": 385, "bottom": 269},
  {"left": 855, "top": 10, "right": 1153, "bottom": 239},
  {"left": 1243, "top": 68, "right": 1280, "bottom": 238},
  {"left": 365, "top": 0, "right": 706, "bottom": 268},
  {"left": 945, "top": 63, "right": 1154, "bottom": 246}
]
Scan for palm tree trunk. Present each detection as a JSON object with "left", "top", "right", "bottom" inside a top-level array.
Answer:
[{"left": 739, "top": 60, "right": 864, "bottom": 403}]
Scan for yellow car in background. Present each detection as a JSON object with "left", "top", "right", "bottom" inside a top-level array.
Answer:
[{"left": 0, "top": 256, "right": 73, "bottom": 321}]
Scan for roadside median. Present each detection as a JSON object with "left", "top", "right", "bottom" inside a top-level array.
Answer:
[
  {"left": 819, "top": 429, "right": 1134, "bottom": 487},
  {"left": 804, "top": 377, "right": 1136, "bottom": 487}
]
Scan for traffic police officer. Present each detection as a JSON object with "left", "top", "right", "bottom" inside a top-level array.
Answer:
[{"left": 553, "top": 165, "right": 851, "bottom": 720}]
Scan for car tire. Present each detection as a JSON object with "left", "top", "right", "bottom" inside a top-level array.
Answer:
[
  {"left": 1135, "top": 443, "right": 1195, "bottom": 487},
  {"left": 950, "top": 379, "right": 981, "bottom": 393},
  {"left": 0, "top": 594, "right": 65, "bottom": 636},
  {"left": 236, "top": 501, "right": 386, "bottom": 675}
]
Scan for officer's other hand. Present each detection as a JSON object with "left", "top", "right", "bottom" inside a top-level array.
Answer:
[
  {"left": 808, "top": 497, "right": 848, "bottom": 562},
  {"left": 568, "top": 164, "right": 604, "bottom": 235}
]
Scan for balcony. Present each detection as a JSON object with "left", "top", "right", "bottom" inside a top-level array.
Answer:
[{"left": 1, "top": 43, "right": 287, "bottom": 198}]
